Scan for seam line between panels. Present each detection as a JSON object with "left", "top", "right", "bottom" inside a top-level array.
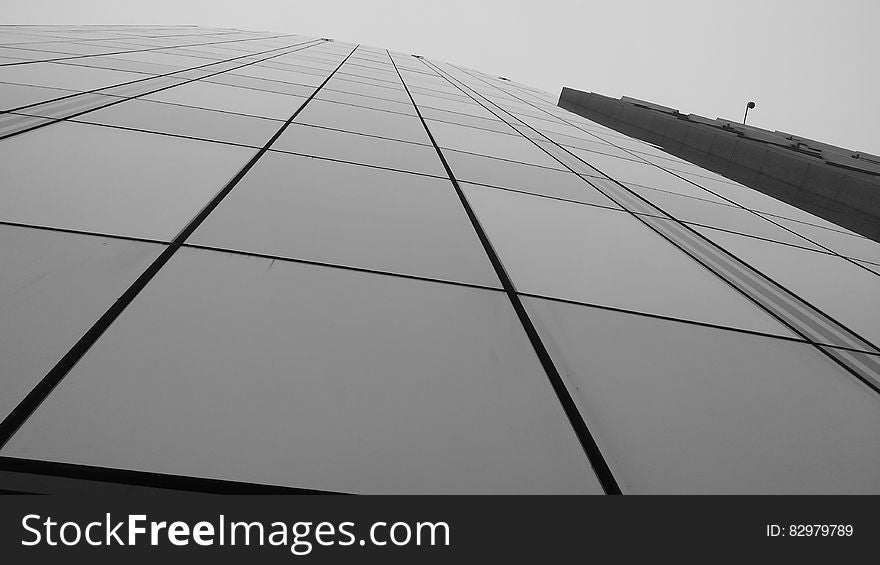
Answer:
[
  {"left": 0, "top": 38, "right": 326, "bottom": 140},
  {"left": 425, "top": 60, "right": 880, "bottom": 395},
  {"left": 0, "top": 43, "right": 361, "bottom": 453},
  {"left": 3, "top": 214, "right": 875, "bottom": 354},
  {"left": 0, "top": 32, "right": 302, "bottom": 67},
  {"left": 1, "top": 38, "right": 321, "bottom": 115},
  {"left": 182, "top": 243, "right": 504, "bottom": 293},
  {"left": 0, "top": 457, "right": 348, "bottom": 495},
  {"left": 0, "top": 28, "right": 253, "bottom": 46},
  {"left": 388, "top": 50, "right": 622, "bottom": 496},
  {"left": 516, "top": 292, "right": 880, "bottom": 356}
]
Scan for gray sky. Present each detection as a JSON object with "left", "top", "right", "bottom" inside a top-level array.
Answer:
[{"left": 7, "top": 0, "right": 879, "bottom": 154}]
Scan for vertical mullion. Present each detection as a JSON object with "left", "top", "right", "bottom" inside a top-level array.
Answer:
[
  {"left": 0, "top": 44, "right": 361, "bottom": 450},
  {"left": 387, "top": 50, "right": 622, "bottom": 495}
]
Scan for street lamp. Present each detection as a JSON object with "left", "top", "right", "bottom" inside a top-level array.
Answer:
[{"left": 743, "top": 101, "right": 756, "bottom": 125}]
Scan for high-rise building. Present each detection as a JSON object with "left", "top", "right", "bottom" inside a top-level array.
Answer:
[{"left": 1, "top": 25, "right": 878, "bottom": 494}]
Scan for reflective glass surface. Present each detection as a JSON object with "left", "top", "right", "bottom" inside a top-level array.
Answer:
[
  {"left": 525, "top": 297, "right": 880, "bottom": 493},
  {"left": 0, "top": 121, "right": 256, "bottom": 240},
  {"left": 677, "top": 172, "right": 856, "bottom": 231},
  {"left": 426, "top": 119, "right": 565, "bottom": 168},
  {"left": 626, "top": 185, "right": 824, "bottom": 248},
  {"left": 230, "top": 65, "right": 328, "bottom": 86},
  {"left": 0, "top": 82, "right": 78, "bottom": 111},
  {"left": 693, "top": 228, "right": 880, "bottom": 348},
  {"left": 464, "top": 185, "right": 794, "bottom": 336},
  {"left": 768, "top": 215, "right": 880, "bottom": 264},
  {"left": 0, "top": 225, "right": 163, "bottom": 421},
  {"left": 0, "top": 61, "right": 145, "bottom": 91},
  {"left": 2, "top": 250, "right": 601, "bottom": 494},
  {"left": 191, "top": 151, "right": 500, "bottom": 287},
  {"left": 203, "top": 73, "right": 317, "bottom": 97},
  {"left": 315, "top": 87, "right": 416, "bottom": 115},
  {"left": 420, "top": 106, "right": 512, "bottom": 134},
  {"left": 294, "top": 99, "right": 430, "bottom": 144},
  {"left": 575, "top": 152, "right": 733, "bottom": 202},
  {"left": 143, "top": 80, "right": 307, "bottom": 119},
  {"left": 321, "top": 78, "right": 409, "bottom": 103},
  {"left": 273, "top": 122, "right": 444, "bottom": 175},
  {"left": 76, "top": 97, "right": 282, "bottom": 146},
  {"left": 446, "top": 150, "right": 620, "bottom": 208}
]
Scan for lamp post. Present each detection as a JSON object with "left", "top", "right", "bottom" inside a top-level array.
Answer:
[{"left": 743, "top": 101, "right": 756, "bottom": 125}]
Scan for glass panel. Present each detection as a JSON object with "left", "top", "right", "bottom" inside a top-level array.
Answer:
[
  {"left": 768, "top": 215, "right": 880, "bottom": 264},
  {"left": 322, "top": 76, "right": 410, "bottom": 102},
  {"left": 626, "top": 185, "right": 824, "bottom": 248},
  {"left": 2, "top": 42, "right": 116, "bottom": 56},
  {"left": 0, "top": 225, "right": 163, "bottom": 421},
  {"left": 2, "top": 250, "right": 601, "bottom": 494},
  {"left": 574, "top": 151, "right": 732, "bottom": 202},
  {"left": 524, "top": 296, "right": 880, "bottom": 493},
  {"left": 426, "top": 119, "right": 565, "bottom": 169},
  {"left": 350, "top": 55, "right": 390, "bottom": 67},
  {"left": 409, "top": 85, "right": 472, "bottom": 102},
  {"left": 659, "top": 161, "right": 735, "bottom": 183},
  {"left": 263, "top": 60, "right": 333, "bottom": 75},
  {"left": 0, "top": 121, "right": 256, "bottom": 240},
  {"left": 315, "top": 87, "right": 416, "bottom": 115},
  {"left": 76, "top": 98, "right": 282, "bottom": 147},
  {"left": 143, "top": 80, "right": 306, "bottom": 119},
  {"left": 344, "top": 61, "right": 394, "bottom": 75},
  {"left": 294, "top": 99, "right": 430, "bottom": 144},
  {"left": 553, "top": 129, "right": 637, "bottom": 154},
  {"left": 230, "top": 65, "right": 328, "bottom": 86},
  {"left": 0, "top": 61, "right": 144, "bottom": 91},
  {"left": 677, "top": 172, "right": 856, "bottom": 232},
  {"left": 0, "top": 82, "right": 77, "bottom": 111},
  {"left": 191, "top": 151, "right": 499, "bottom": 287},
  {"left": 72, "top": 56, "right": 179, "bottom": 76},
  {"left": 336, "top": 69, "right": 400, "bottom": 88},
  {"left": 396, "top": 72, "right": 461, "bottom": 93},
  {"left": 693, "top": 227, "right": 880, "bottom": 348},
  {"left": 544, "top": 127, "right": 627, "bottom": 149},
  {"left": 446, "top": 150, "right": 620, "bottom": 208},
  {"left": 464, "top": 185, "right": 794, "bottom": 336},
  {"left": 273, "top": 123, "right": 445, "bottom": 175},
  {"left": 270, "top": 66, "right": 334, "bottom": 79},
  {"left": 202, "top": 73, "right": 317, "bottom": 97},
  {"left": 9, "top": 91, "right": 134, "bottom": 121},
  {"left": 107, "top": 51, "right": 218, "bottom": 69},
  {"left": 411, "top": 92, "right": 486, "bottom": 115},
  {"left": 560, "top": 140, "right": 644, "bottom": 162},
  {"left": 531, "top": 117, "right": 614, "bottom": 141},
  {"left": 419, "top": 106, "right": 512, "bottom": 134}
]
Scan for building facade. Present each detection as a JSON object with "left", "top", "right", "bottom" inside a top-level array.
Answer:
[
  {"left": 1, "top": 25, "right": 879, "bottom": 494},
  {"left": 558, "top": 89, "right": 880, "bottom": 242}
]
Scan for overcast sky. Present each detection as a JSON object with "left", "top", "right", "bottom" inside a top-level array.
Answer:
[{"left": 7, "top": 0, "right": 879, "bottom": 154}]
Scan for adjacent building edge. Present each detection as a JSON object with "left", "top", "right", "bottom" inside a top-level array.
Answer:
[{"left": 558, "top": 87, "right": 880, "bottom": 243}]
